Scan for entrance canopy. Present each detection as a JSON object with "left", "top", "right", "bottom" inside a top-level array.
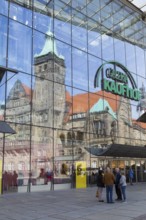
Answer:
[
  {"left": 86, "top": 144, "right": 146, "bottom": 158},
  {"left": 0, "top": 121, "right": 16, "bottom": 134}
]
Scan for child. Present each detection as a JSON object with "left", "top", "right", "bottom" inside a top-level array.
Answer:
[{"left": 120, "top": 170, "right": 127, "bottom": 203}]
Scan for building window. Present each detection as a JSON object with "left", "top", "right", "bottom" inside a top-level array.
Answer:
[
  {"left": 60, "top": 133, "right": 65, "bottom": 146},
  {"left": 94, "top": 120, "right": 106, "bottom": 136}
]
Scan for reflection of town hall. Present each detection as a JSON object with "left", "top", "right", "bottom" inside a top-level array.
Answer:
[
  {"left": 3, "top": 28, "right": 146, "bottom": 174},
  {"left": 4, "top": 30, "right": 66, "bottom": 175}
]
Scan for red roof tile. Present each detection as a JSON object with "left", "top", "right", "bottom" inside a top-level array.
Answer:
[{"left": 70, "top": 91, "right": 120, "bottom": 114}]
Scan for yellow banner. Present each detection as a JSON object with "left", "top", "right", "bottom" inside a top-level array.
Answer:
[
  {"left": 0, "top": 160, "right": 2, "bottom": 194},
  {"left": 76, "top": 161, "right": 86, "bottom": 188}
]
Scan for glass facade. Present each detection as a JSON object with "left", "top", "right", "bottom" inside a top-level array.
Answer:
[{"left": 1, "top": 0, "right": 146, "bottom": 193}]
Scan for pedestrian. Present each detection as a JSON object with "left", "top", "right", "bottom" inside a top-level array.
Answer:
[
  {"left": 115, "top": 168, "right": 122, "bottom": 201},
  {"left": 96, "top": 169, "right": 105, "bottom": 202},
  {"left": 103, "top": 167, "right": 115, "bottom": 203},
  {"left": 120, "top": 170, "right": 127, "bottom": 203},
  {"left": 128, "top": 167, "right": 134, "bottom": 185}
]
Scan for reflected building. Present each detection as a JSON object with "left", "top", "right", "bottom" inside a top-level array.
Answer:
[
  {"left": 3, "top": 29, "right": 66, "bottom": 181},
  {"left": 32, "top": 29, "right": 66, "bottom": 175},
  {"left": 137, "top": 84, "right": 146, "bottom": 114},
  {"left": 1, "top": 0, "right": 146, "bottom": 193}
]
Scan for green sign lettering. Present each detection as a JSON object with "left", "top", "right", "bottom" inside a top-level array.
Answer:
[{"left": 94, "top": 61, "right": 141, "bottom": 101}]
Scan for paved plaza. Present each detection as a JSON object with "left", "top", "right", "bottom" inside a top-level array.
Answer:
[{"left": 0, "top": 183, "right": 146, "bottom": 220}]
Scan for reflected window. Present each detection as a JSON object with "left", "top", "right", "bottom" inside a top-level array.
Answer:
[
  {"left": 18, "top": 162, "right": 25, "bottom": 171},
  {"left": 67, "top": 132, "right": 72, "bottom": 145},
  {"left": 60, "top": 133, "right": 65, "bottom": 146},
  {"left": 94, "top": 120, "right": 106, "bottom": 136},
  {"left": 8, "top": 162, "right": 14, "bottom": 171},
  {"left": 76, "top": 131, "right": 83, "bottom": 142}
]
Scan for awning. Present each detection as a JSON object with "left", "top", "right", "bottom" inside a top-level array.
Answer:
[
  {"left": 0, "top": 66, "right": 18, "bottom": 83},
  {"left": 85, "top": 144, "right": 146, "bottom": 158},
  {"left": 137, "top": 112, "right": 146, "bottom": 122},
  {"left": 0, "top": 121, "right": 16, "bottom": 134}
]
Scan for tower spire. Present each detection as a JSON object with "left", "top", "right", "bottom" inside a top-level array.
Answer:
[{"left": 34, "top": 19, "right": 64, "bottom": 60}]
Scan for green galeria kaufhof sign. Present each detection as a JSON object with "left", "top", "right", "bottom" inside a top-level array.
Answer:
[{"left": 94, "top": 61, "right": 141, "bottom": 101}]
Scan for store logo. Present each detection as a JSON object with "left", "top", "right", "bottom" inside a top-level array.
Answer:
[{"left": 94, "top": 61, "right": 141, "bottom": 101}]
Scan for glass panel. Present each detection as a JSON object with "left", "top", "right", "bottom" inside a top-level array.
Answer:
[
  {"left": 87, "top": 0, "right": 100, "bottom": 18},
  {"left": 125, "top": 42, "right": 136, "bottom": 74},
  {"left": 54, "top": 132, "right": 72, "bottom": 190},
  {"left": 72, "top": 12, "right": 87, "bottom": 51},
  {"left": 54, "top": 0, "right": 71, "bottom": 45},
  {"left": 72, "top": 88, "right": 89, "bottom": 131},
  {"left": 72, "top": 48, "right": 88, "bottom": 91},
  {"left": 0, "top": 71, "right": 6, "bottom": 117},
  {"left": 0, "top": 0, "right": 8, "bottom": 16},
  {"left": 53, "top": 40, "right": 67, "bottom": 85},
  {"left": 0, "top": 128, "right": 4, "bottom": 193},
  {"left": 8, "top": 20, "right": 32, "bottom": 74},
  {"left": 6, "top": 72, "right": 31, "bottom": 125},
  {"left": 54, "top": 82, "right": 66, "bottom": 130},
  {"left": 0, "top": 15, "right": 8, "bottom": 66},
  {"left": 88, "top": 55, "right": 102, "bottom": 93},
  {"left": 3, "top": 123, "right": 30, "bottom": 193},
  {"left": 136, "top": 46, "right": 146, "bottom": 78},
  {"left": 33, "top": 6, "right": 51, "bottom": 34},
  {"left": 33, "top": 30, "right": 63, "bottom": 82},
  {"left": 31, "top": 127, "right": 53, "bottom": 192},
  {"left": 114, "top": 39, "right": 126, "bottom": 66},
  {"left": 136, "top": 77, "right": 146, "bottom": 117},
  {"left": 88, "top": 18, "right": 102, "bottom": 58},
  {"left": 113, "top": 2, "right": 124, "bottom": 26},
  {"left": 102, "top": 34, "right": 114, "bottom": 61},
  {"left": 10, "top": 2, "right": 32, "bottom": 27},
  {"left": 32, "top": 75, "right": 53, "bottom": 127},
  {"left": 63, "top": 86, "right": 73, "bottom": 137},
  {"left": 55, "top": 41, "right": 71, "bottom": 86},
  {"left": 117, "top": 97, "right": 131, "bottom": 143},
  {"left": 101, "top": 3, "right": 113, "bottom": 29}
]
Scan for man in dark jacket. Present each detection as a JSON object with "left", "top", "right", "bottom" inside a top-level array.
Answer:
[{"left": 115, "top": 168, "right": 122, "bottom": 201}]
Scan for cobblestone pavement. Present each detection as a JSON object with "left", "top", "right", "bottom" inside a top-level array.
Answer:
[
  {"left": 134, "top": 215, "right": 146, "bottom": 220},
  {"left": 0, "top": 183, "right": 146, "bottom": 220}
]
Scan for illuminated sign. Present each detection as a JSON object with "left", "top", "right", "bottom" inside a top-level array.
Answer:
[{"left": 94, "top": 61, "right": 141, "bottom": 101}]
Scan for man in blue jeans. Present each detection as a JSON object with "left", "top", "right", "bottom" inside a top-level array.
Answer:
[{"left": 104, "top": 167, "right": 115, "bottom": 203}]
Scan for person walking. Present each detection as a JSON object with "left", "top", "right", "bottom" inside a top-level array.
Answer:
[
  {"left": 115, "top": 168, "right": 122, "bottom": 201},
  {"left": 128, "top": 167, "right": 134, "bottom": 185},
  {"left": 120, "top": 170, "right": 127, "bottom": 203},
  {"left": 96, "top": 170, "right": 105, "bottom": 202},
  {"left": 103, "top": 167, "right": 115, "bottom": 204}
]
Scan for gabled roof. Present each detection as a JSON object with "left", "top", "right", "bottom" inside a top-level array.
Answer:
[
  {"left": 71, "top": 91, "right": 120, "bottom": 114},
  {"left": 90, "top": 98, "right": 117, "bottom": 119},
  {"left": 22, "top": 84, "right": 32, "bottom": 97}
]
